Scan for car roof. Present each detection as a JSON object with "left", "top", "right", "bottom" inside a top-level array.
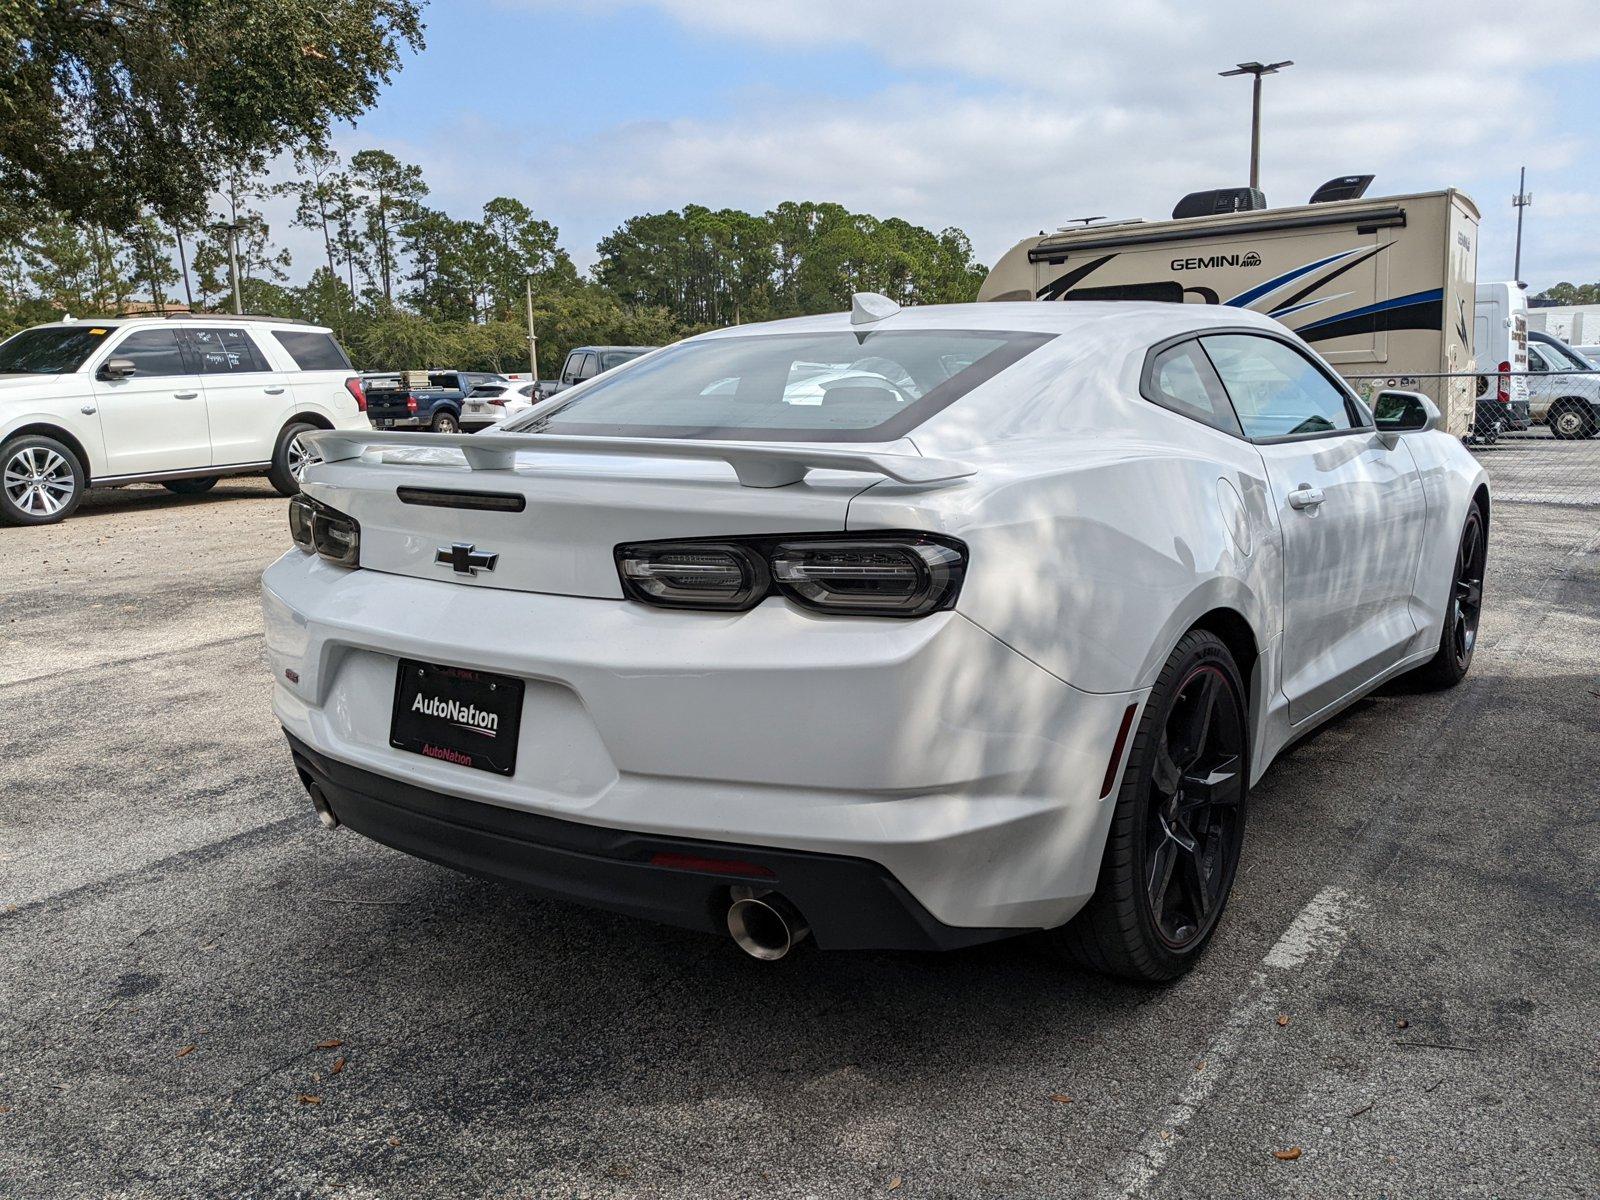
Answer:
[
  {"left": 570, "top": 345, "right": 656, "bottom": 353},
  {"left": 686, "top": 300, "right": 1285, "bottom": 348}
]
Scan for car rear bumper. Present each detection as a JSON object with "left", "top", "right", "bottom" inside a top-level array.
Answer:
[
  {"left": 285, "top": 731, "right": 1013, "bottom": 951},
  {"left": 369, "top": 415, "right": 425, "bottom": 429},
  {"left": 262, "top": 551, "right": 1146, "bottom": 934}
]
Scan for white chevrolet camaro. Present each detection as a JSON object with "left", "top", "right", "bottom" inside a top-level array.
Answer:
[{"left": 262, "top": 296, "right": 1488, "bottom": 981}]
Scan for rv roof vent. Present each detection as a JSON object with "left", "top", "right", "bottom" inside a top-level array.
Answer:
[
  {"left": 1172, "top": 187, "right": 1266, "bottom": 220},
  {"left": 1308, "top": 175, "right": 1375, "bottom": 203},
  {"left": 1054, "top": 218, "right": 1145, "bottom": 233}
]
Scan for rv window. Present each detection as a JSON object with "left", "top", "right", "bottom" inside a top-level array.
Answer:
[
  {"left": 1145, "top": 341, "right": 1243, "bottom": 436},
  {"left": 1201, "top": 334, "right": 1362, "bottom": 440}
]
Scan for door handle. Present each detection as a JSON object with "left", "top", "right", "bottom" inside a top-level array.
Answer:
[
  {"left": 80, "top": 404, "right": 97, "bottom": 415},
  {"left": 174, "top": 390, "right": 199, "bottom": 399},
  {"left": 1287, "top": 485, "right": 1326, "bottom": 511},
  {"left": 264, "top": 386, "right": 285, "bottom": 395}
]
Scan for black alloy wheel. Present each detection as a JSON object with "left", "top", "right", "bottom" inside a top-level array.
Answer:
[
  {"left": 1058, "top": 629, "right": 1250, "bottom": 981},
  {"left": 1412, "top": 504, "right": 1487, "bottom": 689},
  {"left": 1143, "top": 663, "right": 1248, "bottom": 951}
]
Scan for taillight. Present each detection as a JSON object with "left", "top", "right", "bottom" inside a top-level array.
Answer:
[
  {"left": 288, "top": 495, "right": 360, "bottom": 567},
  {"left": 487, "top": 396, "right": 506, "bottom": 406},
  {"left": 344, "top": 376, "right": 366, "bottom": 413},
  {"left": 1497, "top": 361, "right": 1511, "bottom": 405},
  {"left": 615, "top": 533, "right": 966, "bottom": 617},
  {"left": 406, "top": 394, "right": 418, "bottom": 414}
]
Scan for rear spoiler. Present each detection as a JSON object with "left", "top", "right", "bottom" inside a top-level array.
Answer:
[{"left": 305, "top": 429, "right": 975, "bottom": 489}]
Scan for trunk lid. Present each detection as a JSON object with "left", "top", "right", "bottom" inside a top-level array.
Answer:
[{"left": 303, "top": 443, "right": 891, "bottom": 599}]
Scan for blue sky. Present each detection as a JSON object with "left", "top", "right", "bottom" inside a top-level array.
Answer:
[{"left": 268, "top": 0, "right": 1600, "bottom": 291}]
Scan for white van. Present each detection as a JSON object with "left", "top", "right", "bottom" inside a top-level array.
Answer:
[
  {"left": 981, "top": 185, "right": 1481, "bottom": 434},
  {"left": 1472, "top": 282, "right": 1530, "bottom": 413}
]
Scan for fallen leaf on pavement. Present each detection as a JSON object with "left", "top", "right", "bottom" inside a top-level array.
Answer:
[
  {"left": 1396, "top": 1018, "right": 1409, "bottom": 1029},
  {"left": 887, "top": 1176, "right": 902, "bottom": 1191},
  {"left": 314, "top": 1039, "right": 343, "bottom": 1050},
  {"left": 175, "top": 1046, "right": 196, "bottom": 1059},
  {"left": 1276, "top": 1014, "right": 1290, "bottom": 1027},
  {"left": 297, "top": 1094, "right": 322, "bottom": 1106},
  {"left": 1048, "top": 1093, "right": 1073, "bottom": 1104},
  {"left": 1272, "top": 1146, "right": 1303, "bottom": 1161},
  {"left": 387, "top": 1137, "right": 401, "bottom": 1147},
  {"left": 330, "top": 1057, "right": 346, "bottom": 1076}
]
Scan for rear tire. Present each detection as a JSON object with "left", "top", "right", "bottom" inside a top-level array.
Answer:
[
  {"left": 1, "top": 434, "right": 86, "bottom": 526},
  {"left": 1410, "top": 505, "right": 1486, "bottom": 690},
  {"left": 431, "top": 410, "right": 459, "bottom": 434},
  {"left": 1054, "top": 630, "right": 1250, "bottom": 982},
  {"left": 268, "top": 421, "right": 319, "bottom": 497},
  {"left": 162, "top": 476, "right": 219, "bottom": 495}
]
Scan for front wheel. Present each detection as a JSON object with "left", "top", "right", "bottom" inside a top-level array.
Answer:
[
  {"left": 1055, "top": 629, "right": 1250, "bottom": 982},
  {"left": 1, "top": 434, "right": 86, "bottom": 526},
  {"left": 1548, "top": 402, "right": 1598, "bottom": 440},
  {"left": 1409, "top": 504, "right": 1486, "bottom": 689}
]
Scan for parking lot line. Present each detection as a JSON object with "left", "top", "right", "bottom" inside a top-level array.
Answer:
[{"left": 1100, "top": 886, "right": 1366, "bottom": 1197}]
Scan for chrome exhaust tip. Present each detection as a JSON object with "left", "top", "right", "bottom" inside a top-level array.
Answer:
[
  {"left": 726, "top": 887, "right": 810, "bottom": 961},
  {"left": 306, "top": 782, "right": 340, "bottom": 830}
]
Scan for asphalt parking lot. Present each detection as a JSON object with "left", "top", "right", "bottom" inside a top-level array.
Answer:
[{"left": 2, "top": 480, "right": 1597, "bottom": 1199}]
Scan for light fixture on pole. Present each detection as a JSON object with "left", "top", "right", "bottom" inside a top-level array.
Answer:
[{"left": 1219, "top": 60, "right": 1293, "bottom": 191}]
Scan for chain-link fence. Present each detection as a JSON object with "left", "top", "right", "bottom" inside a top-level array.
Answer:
[{"left": 1348, "top": 371, "right": 1600, "bottom": 507}]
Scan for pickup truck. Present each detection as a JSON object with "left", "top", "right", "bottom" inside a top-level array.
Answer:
[
  {"left": 543, "top": 345, "right": 655, "bottom": 396},
  {"left": 363, "top": 370, "right": 509, "bottom": 433}
]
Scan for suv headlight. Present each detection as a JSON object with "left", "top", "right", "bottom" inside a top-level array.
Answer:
[
  {"left": 615, "top": 533, "right": 965, "bottom": 617},
  {"left": 288, "top": 494, "right": 360, "bottom": 567}
]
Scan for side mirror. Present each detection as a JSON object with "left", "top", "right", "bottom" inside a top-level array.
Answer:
[
  {"left": 98, "top": 357, "right": 136, "bottom": 381},
  {"left": 1373, "top": 389, "right": 1440, "bottom": 448}
]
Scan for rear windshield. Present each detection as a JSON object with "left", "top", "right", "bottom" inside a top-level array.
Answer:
[
  {"left": 598, "top": 349, "right": 647, "bottom": 371},
  {"left": 0, "top": 326, "right": 112, "bottom": 374},
  {"left": 506, "top": 329, "right": 1051, "bottom": 442},
  {"left": 272, "top": 330, "right": 352, "bottom": 371}
]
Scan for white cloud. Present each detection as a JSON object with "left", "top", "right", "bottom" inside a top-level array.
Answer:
[{"left": 268, "top": 1, "right": 1600, "bottom": 290}]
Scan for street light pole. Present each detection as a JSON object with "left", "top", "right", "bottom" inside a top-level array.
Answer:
[
  {"left": 525, "top": 278, "right": 539, "bottom": 383},
  {"left": 1219, "top": 60, "right": 1293, "bottom": 191}
]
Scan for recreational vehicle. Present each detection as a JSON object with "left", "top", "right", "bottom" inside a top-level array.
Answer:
[{"left": 980, "top": 183, "right": 1481, "bottom": 434}]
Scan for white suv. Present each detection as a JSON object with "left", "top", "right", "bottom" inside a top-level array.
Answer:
[{"left": 0, "top": 315, "right": 369, "bottom": 525}]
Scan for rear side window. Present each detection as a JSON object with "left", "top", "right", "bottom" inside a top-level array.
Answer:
[
  {"left": 187, "top": 328, "right": 269, "bottom": 373},
  {"left": 1201, "top": 334, "right": 1362, "bottom": 440},
  {"left": 272, "top": 330, "right": 352, "bottom": 371},
  {"left": 1145, "top": 340, "right": 1242, "bottom": 436}
]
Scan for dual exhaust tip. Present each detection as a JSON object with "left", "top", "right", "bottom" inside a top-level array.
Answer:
[{"left": 726, "top": 887, "right": 810, "bottom": 961}]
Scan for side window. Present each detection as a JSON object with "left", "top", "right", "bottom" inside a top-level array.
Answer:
[
  {"left": 1526, "top": 346, "right": 1550, "bottom": 372},
  {"left": 561, "top": 352, "right": 584, "bottom": 384},
  {"left": 110, "top": 329, "right": 187, "bottom": 377},
  {"left": 271, "top": 330, "right": 352, "bottom": 371},
  {"left": 575, "top": 353, "right": 599, "bottom": 381},
  {"left": 1145, "top": 340, "right": 1242, "bottom": 436},
  {"left": 1201, "top": 334, "right": 1361, "bottom": 440},
  {"left": 188, "top": 328, "right": 269, "bottom": 374}
]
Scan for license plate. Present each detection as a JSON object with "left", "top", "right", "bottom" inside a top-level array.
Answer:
[
  {"left": 390, "top": 659, "right": 524, "bottom": 775},
  {"left": 378, "top": 419, "right": 395, "bottom": 428}
]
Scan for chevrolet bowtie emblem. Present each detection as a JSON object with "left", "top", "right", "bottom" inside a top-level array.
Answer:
[{"left": 436, "top": 542, "right": 498, "bottom": 576}]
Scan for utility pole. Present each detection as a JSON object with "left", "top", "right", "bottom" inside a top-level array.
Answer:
[
  {"left": 210, "top": 221, "right": 244, "bottom": 314},
  {"left": 1512, "top": 166, "right": 1532, "bottom": 285},
  {"left": 173, "top": 224, "right": 194, "bottom": 310},
  {"left": 1219, "top": 60, "right": 1293, "bottom": 191},
  {"left": 525, "top": 278, "right": 539, "bottom": 383}
]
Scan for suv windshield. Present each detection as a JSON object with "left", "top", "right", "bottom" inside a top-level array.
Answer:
[
  {"left": 0, "top": 326, "right": 113, "bottom": 374},
  {"left": 506, "top": 329, "right": 1050, "bottom": 442}
]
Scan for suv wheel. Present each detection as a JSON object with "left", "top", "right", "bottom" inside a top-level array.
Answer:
[
  {"left": 1054, "top": 629, "right": 1249, "bottom": 982},
  {"left": 431, "top": 410, "right": 460, "bottom": 434},
  {"left": 1549, "top": 401, "right": 1597, "bottom": 440},
  {"left": 1, "top": 434, "right": 86, "bottom": 526},
  {"left": 268, "top": 421, "right": 320, "bottom": 497}
]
